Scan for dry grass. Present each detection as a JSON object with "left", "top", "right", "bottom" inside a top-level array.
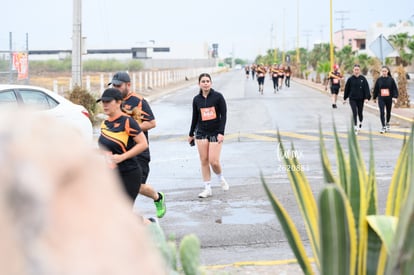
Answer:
[{"left": 29, "top": 72, "right": 105, "bottom": 96}]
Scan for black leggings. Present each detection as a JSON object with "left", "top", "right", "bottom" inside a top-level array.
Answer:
[
  {"left": 272, "top": 77, "right": 279, "bottom": 89},
  {"left": 257, "top": 76, "right": 265, "bottom": 85},
  {"left": 378, "top": 97, "right": 393, "bottom": 127},
  {"left": 349, "top": 99, "right": 365, "bottom": 125},
  {"left": 285, "top": 76, "right": 290, "bottom": 87}
]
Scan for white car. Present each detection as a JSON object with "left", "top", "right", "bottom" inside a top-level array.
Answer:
[{"left": 0, "top": 84, "right": 93, "bottom": 142}]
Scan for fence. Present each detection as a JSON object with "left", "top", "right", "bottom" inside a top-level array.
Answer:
[{"left": 50, "top": 67, "right": 224, "bottom": 96}]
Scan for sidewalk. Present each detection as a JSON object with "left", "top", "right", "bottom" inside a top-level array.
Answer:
[{"left": 293, "top": 77, "right": 414, "bottom": 128}]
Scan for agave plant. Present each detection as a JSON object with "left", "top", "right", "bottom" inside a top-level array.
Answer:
[{"left": 262, "top": 123, "right": 414, "bottom": 275}]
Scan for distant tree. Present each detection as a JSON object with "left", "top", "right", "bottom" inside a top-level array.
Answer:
[
  {"left": 308, "top": 43, "right": 330, "bottom": 70},
  {"left": 355, "top": 53, "right": 372, "bottom": 75},
  {"left": 388, "top": 32, "right": 411, "bottom": 66},
  {"left": 337, "top": 45, "right": 356, "bottom": 73},
  {"left": 316, "top": 61, "right": 331, "bottom": 85}
]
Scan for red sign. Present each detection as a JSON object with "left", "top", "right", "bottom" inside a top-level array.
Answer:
[{"left": 12, "top": 52, "right": 29, "bottom": 80}]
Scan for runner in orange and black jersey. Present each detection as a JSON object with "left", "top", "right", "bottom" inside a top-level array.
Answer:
[
  {"left": 99, "top": 115, "right": 142, "bottom": 173},
  {"left": 110, "top": 71, "right": 166, "bottom": 219},
  {"left": 256, "top": 64, "right": 267, "bottom": 94},
  {"left": 122, "top": 92, "right": 155, "bottom": 161},
  {"left": 328, "top": 64, "right": 343, "bottom": 108},
  {"left": 97, "top": 88, "right": 148, "bottom": 203},
  {"left": 270, "top": 64, "right": 280, "bottom": 93}
]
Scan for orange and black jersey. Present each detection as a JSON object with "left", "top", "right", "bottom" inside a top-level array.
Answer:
[
  {"left": 189, "top": 88, "right": 227, "bottom": 136},
  {"left": 98, "top": 114, "right": 142, "bottom": 172},
  {"left": 329, "top": 71, "right": 342, "bottom": 87},
  {"left": 122, "top": 92, "right": 155, "bottom": 161}
]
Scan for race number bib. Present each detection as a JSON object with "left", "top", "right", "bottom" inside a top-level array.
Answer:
[
  {"left": 200, "top": 107, "right": 217, "bottom": 121},
  {"left": 381, "top": 88, "right": 390, "bottom": 96}
]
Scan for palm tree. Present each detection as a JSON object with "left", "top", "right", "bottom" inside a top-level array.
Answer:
[
  {"left": 388, "top": 32, "right": 410, "bottom": 66},
  {"left": 337, "top": 45, "right": 356, "bottom": 73},
  {"left": 355, "top": 53, "right": 372, "bottom": 75}
]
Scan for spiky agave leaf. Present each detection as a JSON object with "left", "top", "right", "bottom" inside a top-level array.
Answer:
[
  {"left": 262, "top": 175, "right": 315, "bottom": 275},
  {"left": 319, "top": 184, "right": 357, "bottom": 275},
  {"left": 276, "top": 132, "right": 320, "bottom": 268}
]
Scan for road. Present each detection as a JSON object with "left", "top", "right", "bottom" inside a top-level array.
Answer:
[{"left": 133, "top": 69, "right": 409, "bottom": 267}]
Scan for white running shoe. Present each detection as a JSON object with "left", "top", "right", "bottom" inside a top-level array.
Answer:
[
  {"left": 220, "top": 178, "right": 229, "bottom": 191},
  {"left": 198, "top": 188, "right": 212, "bottom": 198}
]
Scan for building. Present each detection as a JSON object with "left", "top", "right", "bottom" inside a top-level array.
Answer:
[{"left": 333, "top": 29, "right": 366, "bottom": 51}]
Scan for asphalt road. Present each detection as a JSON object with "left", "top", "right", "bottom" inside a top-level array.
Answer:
[{"left": 133, "top": 70, "right": 409, "bottom": 269}]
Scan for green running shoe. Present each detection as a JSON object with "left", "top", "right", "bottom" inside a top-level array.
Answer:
[{"left": 154, "top": 192, "right": 166, "bottom": 218}]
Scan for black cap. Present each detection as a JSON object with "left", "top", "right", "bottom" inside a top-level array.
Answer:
[
  {"left": 108, "top": 71, "right": 131, "bottom": 86},
  {"left": 96, "top": 88, "right": 123, "bottom": 103}
]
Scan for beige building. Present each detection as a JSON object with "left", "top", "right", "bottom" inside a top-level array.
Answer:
[{"left": 333, "top": 29, "right": 366, "bottom": 51}]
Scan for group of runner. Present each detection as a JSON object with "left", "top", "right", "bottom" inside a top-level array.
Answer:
[
  {"left": 245, "top": 63, "right": 292, "bottom": 94},
  {"left": 328, "top": 64, "right": 399, "bottom": 134}
]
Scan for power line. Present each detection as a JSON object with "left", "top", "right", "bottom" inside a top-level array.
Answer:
[{"left": 335, "top": 10, "right": 349, "bottom": 48}]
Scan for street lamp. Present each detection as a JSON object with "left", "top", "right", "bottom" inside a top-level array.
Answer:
[
  {"left": 329, "top": 0, "right": 334, "bottom": 70},
  {"left": 296, "top": 0, "right": 300, "bottom": 75}
]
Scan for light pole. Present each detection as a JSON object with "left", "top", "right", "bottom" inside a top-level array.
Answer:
[
  {"left": 329, "top": 0, "right": 334, "bottom": 70},
  {"left": 72, "top": 0, "right": 82, "bottom": 87},
  {"left": 296, "top": 0, "right": 300, "bottom": 75}
]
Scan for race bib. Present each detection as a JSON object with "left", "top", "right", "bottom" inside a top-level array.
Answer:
[
  {"left": 381, "top": 88, "right": 390, "bottom": 96},
  {"left": 200, "top": 107, "right": 217, "bottom": 121},
  {"left": 333, "top": 78, "right": 339, "bottom": 84}
]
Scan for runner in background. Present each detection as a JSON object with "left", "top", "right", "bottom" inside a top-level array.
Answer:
[
  {"left": 256, "top": 64, "right": 267, "bottom": 94},
  {"left": 284, "top": 65, "right": 292, "bottom": 88},
  {"left": 270, "top": 64, "right": 280, "bottom": 93},
  {"left": 328, "top": 64, "right": 343, "bottom": 108},
  {"left": 251, "top": 64, "right": 256, "bottom": 80},
  {"left": 372, "top": 65, "right": 399, "bottom": 133},
  {"left": 244, "top": 65, "right": 250, "bottom": 79}
]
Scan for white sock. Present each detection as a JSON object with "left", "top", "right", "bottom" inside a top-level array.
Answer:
[
  {"left": 216, "top": 173, "right": 224, "bottom": 181},
  {"left": 204, "top": 181, "right": 211, "bottom": 189}
]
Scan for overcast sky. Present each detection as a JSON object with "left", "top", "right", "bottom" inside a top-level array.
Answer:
[{"left": 2, "top": 0, "right": 413, "bottom": 60}]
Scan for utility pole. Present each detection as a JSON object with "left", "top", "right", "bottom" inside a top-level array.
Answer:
[
  {"left": 335, "top": 10, "right": 349, "bottom": 48},
  {"left": 72, "top": 0, "right": 82, "bottom": 87},
  {"left": 26, "top": 32, "right": 29, "bottom": 84},
  {"left": 9, "top": 32, "right": 13, "bottom": 83},
  {"left": 302, "top": 30, "right": 312, "bottom": 51},
  {"left": 282, "top": 9, "right": 286, "bottom": 64},
  {"left": 296, "top": 0, "right": 300, "bottom": 73}
]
